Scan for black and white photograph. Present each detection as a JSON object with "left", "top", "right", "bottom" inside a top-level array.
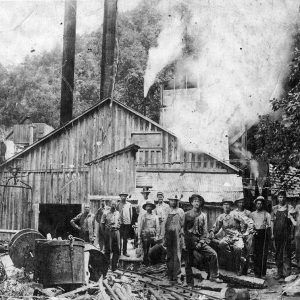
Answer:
[{"left": 0, "top": 0, "right": 300, "bottom": 298}]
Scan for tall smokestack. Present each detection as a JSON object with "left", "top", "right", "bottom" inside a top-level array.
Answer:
[
  {"left": 100, "top": 0, "right": 118, "bottom": 100},
  {"left": 60, "top": 0, "right": 77, "bottom": 126}
]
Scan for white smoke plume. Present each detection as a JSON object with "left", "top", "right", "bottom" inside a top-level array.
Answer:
[{"left": 144, "top": 0, "right": 299, "bottom": 157}]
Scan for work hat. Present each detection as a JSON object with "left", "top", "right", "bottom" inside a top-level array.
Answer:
[
  {"left": 167, "top": 195, "right": 180, "bottom": 201},
  {"left": 277, "top": 190, "right": 286, "bottom": 197},
  {"left": 119, "top": 192, "right": 128, "bottom": 197},
  {"left": 189, "top": 194, "right": 205, "bottom": 206},
  {"left": 141, "top": 187, "right": 151, "bottom": 194},
  {"left": 234, "top": 197, "right": 244, "bottom": 205},
  {"left": 142, "top": 200, "right": 156, "bottom": 210},
  {"left": 222, "top": 197, "right": 234, "bottom": 205},
  {"left": 157, "top": 191, "right": 164, "bottom": 197},
  {"left": 254, "top": 195, "right": 265, "bottom": 204}
]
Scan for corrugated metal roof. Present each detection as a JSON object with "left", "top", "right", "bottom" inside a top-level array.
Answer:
[{"left": 132, "top": 172, "right": 243, "bottom": 203}]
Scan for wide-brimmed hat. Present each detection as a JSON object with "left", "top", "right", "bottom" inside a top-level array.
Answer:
[
  {"left": 119, "top": 192, "right": 128, "bottom": 197},
  {"left": 167, "top": 195, "right": 180, "bottom": 201},
  {"left": 142, "top": 200, "right": 156, "bottom": 210},
  {"left": 189, "top": 194, "right": 205, "bottom": 206},
  {"left": 234, "top": 197, "right": 244, "bottom": 205},
  {"left": 222, "top": 197, "right": 234, "bottom": 205},
  {"left": 254, "top": 195, "right": 265, "bottom": 204},
  {"left": 157, "top": 191, "right": 164, "bottom": 197},
  {"left": 277, "top": 190, "right": 286, "bottom": 197}
]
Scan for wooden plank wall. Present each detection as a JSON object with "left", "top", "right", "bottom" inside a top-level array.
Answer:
[
  {"left": 89, "top": 149, "right": 137, "bottom": 196},
  {"left": 0, "top": 100, "right": 234, "bottom": 230}
]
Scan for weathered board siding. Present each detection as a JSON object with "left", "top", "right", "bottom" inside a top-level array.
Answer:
[
  {"left": 0, "top": 99, "right": 238, "bottom": 230},
  {"left": 88, "top": 145, "right": 138, "bottom": 196}
]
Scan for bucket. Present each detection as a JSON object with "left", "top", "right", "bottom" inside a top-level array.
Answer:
[{"left": 35, "top": 238, "right": 85, "bottom": 288}]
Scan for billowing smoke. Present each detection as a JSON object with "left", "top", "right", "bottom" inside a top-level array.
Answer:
[{"left": 144, "top": 0, "right": 299, "bottom": 157}]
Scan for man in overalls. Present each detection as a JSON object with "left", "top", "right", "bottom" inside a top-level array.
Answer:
[
  {"left": 101, "top": 200, "right": 120, "bottom": 271},
  {"left": 250, "top": 196, "right": 271, "bottom": 278},
  {"left": 210, "top": 198, "right": 252, "bottom": 275},
  {"left": 138, "top": 200, "right": 160, "bottom": 265},
  {"left": 271, "top": 190, "right": 294, "bottom": 280},
  {"left": 165, "top": 195, "right": 185, "bottom": 284}
]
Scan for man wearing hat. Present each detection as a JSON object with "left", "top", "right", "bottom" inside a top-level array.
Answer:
[
  {"left": 101, "top": 200, "right": 120, "bottom": 271},
  {"left": 184, "top": 194, "right": 222, "bottom": 285},
  {"left": 249, "top": 196, "right": 271, "bottom": 278},
  {"left": 138, "top": 200, "right": 160, "bottom": 265},
  {"left": 154, "top": 192, "right": 170, "bottom": 240},
  {"left": 271, "top": 190, "right": 294, "bottom": 280},
  {"left": 233, "top": 197, "right": 254, "bottom": 272},
  {"left": 118, "top": 192, "right": 132, "bottom": 257},
  {"left": 165, "top": 195, "right": 185, "bottom": 283},
  {"left": 210, "top": 198, "right": 252, "bottom": 275}
]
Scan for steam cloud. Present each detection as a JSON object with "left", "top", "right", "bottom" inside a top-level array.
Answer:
[{"left": 144, "top": 0, "right": 299, "bottom": 158}]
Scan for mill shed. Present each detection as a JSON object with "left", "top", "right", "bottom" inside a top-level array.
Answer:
[{"left": 0, "top": 98, "right": 243, "bottom": 234}]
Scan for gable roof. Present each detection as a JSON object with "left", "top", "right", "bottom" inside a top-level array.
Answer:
[{"left": 0, "top": 98, "right": 240, "bottom": 173}]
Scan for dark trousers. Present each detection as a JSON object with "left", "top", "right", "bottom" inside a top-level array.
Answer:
[
  {"left": 80, "top": 231, "right": 91, "bottom": 243},
  {"left": 253, "top": 229, "right": 270, "bottom": 277},
  {"left": 185, "top": 242, "right": 219, "bottom": 284},
  {"left": 120, "top": 224, "right": 131, "bottom": 254},
  {"left": 104, "top": 230, "right": 120, "bottom": 271},
  {"left": 295, "top": 235, "right": 300, "bottom": 268},
  {"left": 141, "top": 238, "right": 155, "bottom": 266},
  {"left": 98, "top": 227, "right": 105, "bottom": 251},
  {"left": 166, "top": 231, "right": 182, "bottom": 281},
  {"left": 275, "top": 234, "right": 291, "bottom": 277}
]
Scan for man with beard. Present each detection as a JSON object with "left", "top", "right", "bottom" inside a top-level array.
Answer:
[
  {"left": 101, "top": 200, "right": 120, "bottom": 271},
  {"left": 210, "top": 198, "right": 252, "bottom": 275},
  {"left": 250, "top": 196, "right": 271, "bottom": 278},
  {"left": 271, "top": 190, "right": 294, "bottom": 280},
  {"left": 184, "top": 194, "right": 222, "bottom": 286},
  {"left": 165, "top": 195, "right": 185, "bottom": 284}
]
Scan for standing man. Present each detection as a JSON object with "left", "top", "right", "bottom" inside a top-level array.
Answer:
[
  {"left": 165, "top": 195, "right": 185, "bottom": 284},
  {"left": 118, "top": 192, "right": 132, "bottom": 257},
  {"left": 291, "top": 202, "right": 300, "bottom": 273},
  {"left": 210, "top": 198, "right": 252, "bottom": 275},
  {"left": 70, "top": 204, "right": 95, "bottom": 243},
  {"left": 271, "top": 190, "right": 294, "bottom": 280},
  {"left": 184, "top": 194, "right": 222, "bottom": 285},
  {"left": 250, "top": 196, "right": 271, "bottom": 278},
  {"left": 101, "top": 200, "right": 120, "bottom": 271},
  {"left": 154, "top": 192, "right": 170, "bottom": 240},
  {"left": 233, "top": 197, "right": 254, "bottom": 271},
  {"left": 95, "top": 200, "right": 110, "bottom": 251},
  {"left": 138, "top": 200, "right": 160, "bottom": 265}
]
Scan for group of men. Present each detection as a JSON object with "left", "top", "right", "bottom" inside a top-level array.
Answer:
[{"left": 70, "top": 190, "right": 300, "bottom": 285}]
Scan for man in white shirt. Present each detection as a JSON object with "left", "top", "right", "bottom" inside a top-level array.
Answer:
[
  {"left": 118, "top": 192, "right": 132, "bottom": 257},
  {"left": 154, "top": 192, "right": 170, "bottom": 240}
]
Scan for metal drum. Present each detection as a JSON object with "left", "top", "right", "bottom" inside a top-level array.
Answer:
[
  {"left": 35, "top": 238, "right": 85, "bottom": 288},
  {"left": 9, "top": 229, "right": 45, "bottom": 272}
]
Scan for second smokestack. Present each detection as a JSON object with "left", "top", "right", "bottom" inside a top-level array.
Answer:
[{"left": 60, "top": 0, "right": 77, "bottom": 126}]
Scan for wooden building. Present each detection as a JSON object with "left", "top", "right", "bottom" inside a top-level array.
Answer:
[{"left": 0, "top": 98, "right": 243, "bottom": 234}]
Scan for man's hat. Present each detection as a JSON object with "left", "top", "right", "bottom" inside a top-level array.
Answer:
[
  {"left": 189, "top": 194, "right": 205, "bottom": 205},
  {"left": 222, "top": 197, "right": 234, "bottom": 205},
  {"left": 157, "top": 191, "right": 164, "bottom": 197},
  {"left": 167, "top": 195, "right": 180, "bottom": 201},
  {"left": 119, "top": 192, "right": 128, "bottom": 197},
  {"left": 254, "top": 195, "right": 265, "bottom": 204},
  {"left": 234, "top": 197, "right": 244, "bottom": 205},
  {"left": 141, "top": 187, "right": 151, "bottom": 194},
  {"left": 278, "top": 190, "right": 286, "bottom": 197},
  {"left": 142, "top": 200, "right": 156, "bottom": 210}
]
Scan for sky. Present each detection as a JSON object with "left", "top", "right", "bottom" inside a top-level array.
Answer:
[{"left": 0, "top": 0, "right": 140, "bottom": 67}]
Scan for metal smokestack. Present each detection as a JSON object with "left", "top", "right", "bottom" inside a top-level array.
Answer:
[
  {"left": 100, "top": 0, "right": 118, "bottom": 100},
  {"left": 60, "top": 0, "right": 77, "bottom": 126}
]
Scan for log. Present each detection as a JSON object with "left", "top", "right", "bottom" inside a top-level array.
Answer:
[
  {"left": 148, "top": 287, "right": 164, "bottom": 300},
  {"left": 219, "top": 269, "right": 266, "bottom": 289},
  {"left": 103, "top": 280, "right": 119, "bottom": 300},
  {"left": 195, "top": 279, "right": 228, "bottom": 291},
  {"left": 170, "top": 292, "right": 185, "bottom": 300},
  {"left": 58, "top": 283, "right": 98, "bottom": 298}
]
